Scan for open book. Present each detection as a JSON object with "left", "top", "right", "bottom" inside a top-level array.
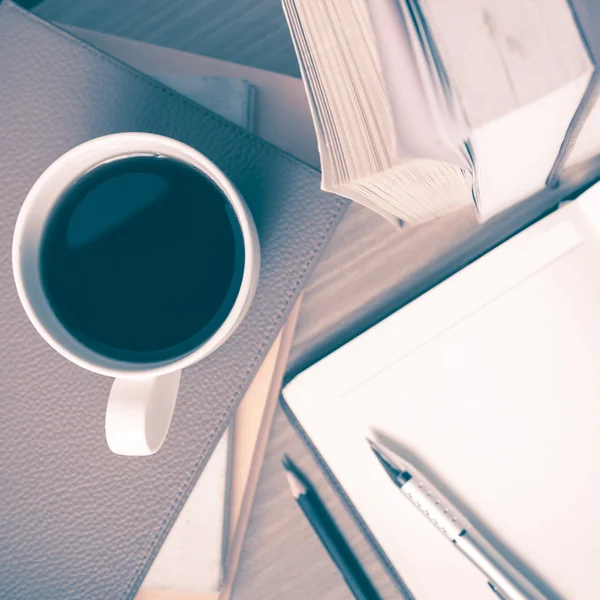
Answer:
[
  {"left": 282, "top": 186, "right": 600, "bottom": 599},
  {"left": 283, "top": 0, "right": 598, "bottom": 225}
]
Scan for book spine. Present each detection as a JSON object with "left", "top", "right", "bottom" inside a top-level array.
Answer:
[{"left": 546, "top": 72, "right": 600, "bottom": 188}]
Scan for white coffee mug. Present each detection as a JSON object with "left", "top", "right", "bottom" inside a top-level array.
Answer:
[{"left": 13, "top": 133, "right": 260, "bottom": 456}]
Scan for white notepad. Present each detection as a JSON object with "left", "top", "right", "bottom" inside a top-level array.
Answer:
[{"left": 283, "top": 184, "right": 600, "bottom": 600}]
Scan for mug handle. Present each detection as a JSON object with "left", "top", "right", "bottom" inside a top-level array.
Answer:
[{"left": 105, "top": 370, "right": 182, "bottom": 456}]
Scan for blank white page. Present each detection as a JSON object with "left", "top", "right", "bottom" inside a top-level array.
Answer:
[{"left": 284, "top": 188, "right": 600, "bottom": 600}]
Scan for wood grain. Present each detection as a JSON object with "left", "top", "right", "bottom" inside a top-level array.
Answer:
[{"left": 35, "top": 0, "right": 301, "bottom": 77}]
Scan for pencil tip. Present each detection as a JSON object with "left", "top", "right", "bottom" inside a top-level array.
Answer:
[{"left": 282, "top": 454, "right": 308, "bottom": 498}]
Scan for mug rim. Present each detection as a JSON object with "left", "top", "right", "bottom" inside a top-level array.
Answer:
[{"left": 12, "top": 132, "right": 260, "bottom": 379}]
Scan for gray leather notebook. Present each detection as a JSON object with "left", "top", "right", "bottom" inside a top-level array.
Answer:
[{"left": 0, "top": 2, "right": 347, "bottom": 599}]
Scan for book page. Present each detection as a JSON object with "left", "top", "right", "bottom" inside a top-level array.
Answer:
[{"left": 367, "top": 0, "right": 468, "bottom": 168}]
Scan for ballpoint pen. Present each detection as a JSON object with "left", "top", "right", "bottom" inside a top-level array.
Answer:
[{"left": 367, "top": 437, "right": 547, "bottom": 600}]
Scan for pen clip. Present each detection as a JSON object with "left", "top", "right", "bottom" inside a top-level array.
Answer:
[{"left": 487, "top": 582, "right": 510, "bottom": 600}]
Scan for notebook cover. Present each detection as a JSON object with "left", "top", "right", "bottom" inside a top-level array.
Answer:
[
  {"left": 0, "top": 3, "right": 347, "bottom": 599},
  {"left": 219, "top": 299, "right": 303, "bottom": 600}
]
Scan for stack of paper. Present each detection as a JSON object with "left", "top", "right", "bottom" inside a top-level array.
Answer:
[{"left": 283, "top": 0, "right": 597, "bottom": 224}]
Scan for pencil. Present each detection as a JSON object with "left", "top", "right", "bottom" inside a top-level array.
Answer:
[{"left": 282, "top": 455, "right": 382, "bottom": 600}]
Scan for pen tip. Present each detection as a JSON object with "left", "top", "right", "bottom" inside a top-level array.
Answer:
[
  {"left": 366, "top": 436, "right": 404, "bottom": 481},
  {"left": 366, "top": 435, "right": 384, "bottom": 454}
]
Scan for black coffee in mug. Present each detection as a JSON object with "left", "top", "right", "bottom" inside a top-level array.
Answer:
[{"left": 40, "top": 155, "right": 245, "bottom": 363}]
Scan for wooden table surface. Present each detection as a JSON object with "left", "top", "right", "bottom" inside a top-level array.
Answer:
[
  {"left": 34, "top": 0, "right": 599, "bottom": 598},
  {"left": 35, "top": 0, "right": 301, "bottom": 77}
]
